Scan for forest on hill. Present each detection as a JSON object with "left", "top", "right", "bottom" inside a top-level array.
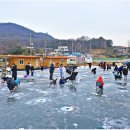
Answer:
[{"left": 0, "top": 23, "right": 113, "bottom": 54}]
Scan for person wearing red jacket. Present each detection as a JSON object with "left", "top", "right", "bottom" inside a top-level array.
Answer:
[{"left": 96, "top": 76, "right": 104, "bottom": 95}]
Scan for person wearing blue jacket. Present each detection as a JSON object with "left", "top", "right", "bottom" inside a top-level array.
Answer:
[
  {"left": 59, "top": 64, "right": 65, "bottom": 87},
  {"left": 114, "top": 65, "right": 118, "bottom": 71},
  {"left": 59, "top": 64, "right": 64, "bottom": 79},
  {"left": 118, "top": 65, "right": 123, "bottom": 77}
]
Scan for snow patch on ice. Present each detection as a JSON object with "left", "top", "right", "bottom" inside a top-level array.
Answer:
[
  {"left": 25, "top": 98, "right": 46, "bottom": 105},
  {"left": 72, "top": 123, "right": 78, "bottom": 128},
  {"left": 86, "top": 98, "right": 92, "bottom": 101},
  {"left": 9, "top": 93, "right": 27, "bottom": 99},
  {"left": 102, "top": 117, "right": 130, "bottom": 129}
]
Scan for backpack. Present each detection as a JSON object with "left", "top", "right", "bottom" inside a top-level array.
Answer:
[{"left": 59, "top": 79, "right": 65, "bottom": 85}]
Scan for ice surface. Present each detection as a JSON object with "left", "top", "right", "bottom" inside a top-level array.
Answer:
[{"left": 0, "top": 66, "right": 130, "bottom": 129}]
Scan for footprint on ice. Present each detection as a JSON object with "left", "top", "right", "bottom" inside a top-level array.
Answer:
[
  {"left": 102, "top": 117, "right": 130, "bottom": 129},
  {"left": 60, "top": 106, "right": 77, "bottom": 112}
]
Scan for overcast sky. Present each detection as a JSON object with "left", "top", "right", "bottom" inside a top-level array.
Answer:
[{"left": 0, "top": 0, "right": 130, "bottom": 46}]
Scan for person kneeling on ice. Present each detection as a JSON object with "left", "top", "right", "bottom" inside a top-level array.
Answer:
[
  {"left": 2, "top": 77, "right": 18, "bottom": 92},
  {"left": 113, "top": 70, "right": 122, "bottom": 80},
  {"left": 91, "top": 68, "right": 96, "bottom": 74},
  {"left": 96, "top": 76, "right": 104, "bottom": 95}
]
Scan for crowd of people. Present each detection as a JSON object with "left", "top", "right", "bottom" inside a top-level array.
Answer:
[
  {"left": 95, "top": 62, "right": 129, "bottom": 95},
  {"left": 1, "top": 63, "right": 34, "bottom": 92},
  {"left": 0, "top": 61, "right": 129, "bottom": 96}
]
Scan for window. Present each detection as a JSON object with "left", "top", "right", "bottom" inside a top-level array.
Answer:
[
  {"left": 19, "top": 59, "right": 24, "bottom": 65},
  {"left": 60, "top": 59, "right": 64, "bottom": 63},
  {"left": 70, "top": 59, "right": 75, "bottom": 61},
  {"left": 0, "top": 58, "right": 5, "bottom": 62}
]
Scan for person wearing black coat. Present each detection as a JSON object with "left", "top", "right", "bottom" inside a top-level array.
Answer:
[
  {"left": 122, "top": 66, "right": 128, "bottom": 80},
  {"left": 25, "top": 63, "right": 30, "bottom": 76},
  {"left": 30, "top": 64, "right": 34, "bottom": 76},
  {"left": 49, "top": 63, "right": 55, "bottom": 80},
  {"left": 41, "top": 66, "right": 44, "bottom": 71},
  {"left": 11, "top": 63, "right": 17, "bottom": 80},
  {"left": 88, "top": 63, "right": 92, "bottom": 69},
  {"left": 114, "top": 65, "right": 118, "bottom": 71},
  {"left": 107, "top": 64, "right": 111, "bottom": 71},
  {"left": 103, "top": 62, "right": 106, "bottom": 71}
]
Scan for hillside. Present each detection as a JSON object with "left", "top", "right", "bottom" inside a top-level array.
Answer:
[
  {"left": 0, "top": 22, "right": 113, "bottom": 54},
  {"left": 0, "top": 22, "right": 54, "bottom": 53}
]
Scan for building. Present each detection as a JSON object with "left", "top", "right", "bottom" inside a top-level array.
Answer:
[
  {"left": 0, "top": 55, "right": 8, "bottom": 70},
  {"left": 42, "top": 56, "right": 68, "bottom": 67},
  {"left": 67, "top": 56, "right": 77, "bottom": 65},
  {"left": 54, "top": 46, "right": 69, "bottom": 55},
  {"left": 128, "top": 40, "right": 130, "bottom": 47},
  {"left": 67, "top": 55, "right": 85, "bottom": 65},
  {"left": 6, "top": 55, "right": 41, "bottom": 70},
  {"left": 71, "top": 52, "right": 85, "bottom": 64}
]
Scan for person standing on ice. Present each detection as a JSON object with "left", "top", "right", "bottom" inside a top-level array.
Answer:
[
  {"left": 122, "top": 65, "right": 128, "bottom": 80},
  {"left": 25, "top": 63, "right": 30, "bottom": 76},
  {"left": 118, "top": 65, "right": 123, "bottom": 77},
  {"left": 114, "top": 65, "right": 118, "bottom": 71},
  {"left": 59, "top": 64, "right": 65, "bottom": 87},
  {"left": 88, "top": 63, "right": 92, "bottom": 69},
  {"left": 30, "top": 64, "right": 34, "bottom": 76},
  {"left": 96, "top": 76, "right": 104, "bottom": 95},
  {"left": 103, "top": 62, "right": 106, "bottom": 71},
  {"left": 59, "top": 64, "right": 64, "bottom": 79},
  {"left": 49, "top": 63, "right": 55, "bottom": 80},
  {"left": 11, "top": 63, "right": 17, "bottom": 80}
]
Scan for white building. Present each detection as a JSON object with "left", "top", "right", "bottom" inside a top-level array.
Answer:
[
  {"left": 85, "top": 56, "right": 93, "bottom": 63},
  {"left": 67, "top": 56, "right": 77, "bottom": 65},
  {"left": 128, "top": 40, "right": 130, "bottom": 47},
  {"left": 58, "top": 46, "right": 69, "bottom": 52},
  {"left": 54, "top": 46, "right": 69, "bottom": 55}
]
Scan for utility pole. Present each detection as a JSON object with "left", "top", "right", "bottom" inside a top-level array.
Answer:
[
  {"left": 128, "top": 40, "right": 130, "bottom": 55},
  {"left": 30, "top": 32, "right": 33, "bottom": 55},
  {"left": 90, "top": 41, "right": 91, "bottom": 55},
  {"left": 44, "top": 32, "right": 48, "bottom": 56},
  {"left": 72, "top": 39, "right": 74, "bottom": 53}
]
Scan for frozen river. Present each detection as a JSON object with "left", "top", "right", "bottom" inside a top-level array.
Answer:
[{"left": 0, "top": 66, "right": 130, "bottom": 129}]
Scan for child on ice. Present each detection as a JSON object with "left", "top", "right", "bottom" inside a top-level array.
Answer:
[{"left": 96, "top": 76, "right": 104, "bottom": 95}]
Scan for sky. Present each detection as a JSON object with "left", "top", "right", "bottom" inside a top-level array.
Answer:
[{"left": 0, "top": 0, "right": 130, "bottom": 46}]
